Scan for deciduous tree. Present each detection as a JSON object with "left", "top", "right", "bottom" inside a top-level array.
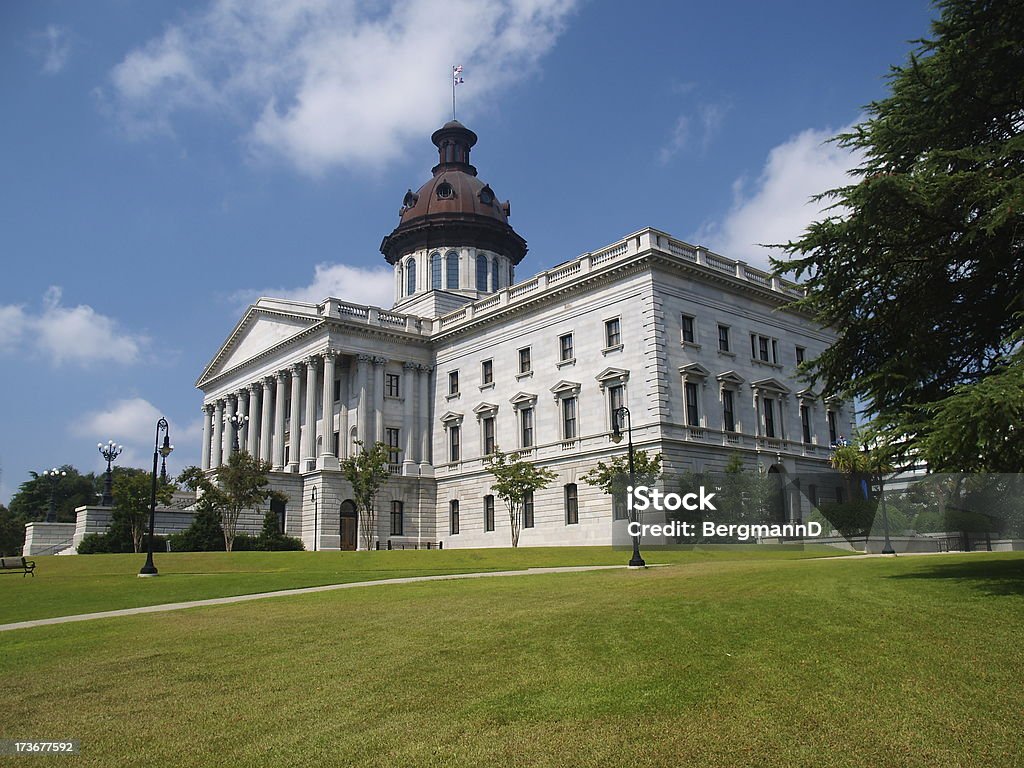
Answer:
[
  {"left": 340, "top": 441, "right": 392, "bottom": 550},
  {"left": 485, "top": 449, "right": 557, "bottom": 547}
]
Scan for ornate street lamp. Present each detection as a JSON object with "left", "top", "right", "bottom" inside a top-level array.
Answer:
[
  {"left": 42, "top": 467, "right": 67, "bottom": 522},
  {"left": 229, "top": 413, "right": 249, "bottom": 454},
  {"left": 139, "top": 418, "right": 173, "bottom": 578},
  {"left": 863, "top": 442, "right": 895, "bottom": 555},
  {"left": 97, "top": 440, "right": 123, "bottom": 507},
  {"left": 311, "top": 486, "right": 318, "bottom": 552},
  {"left": 611, "top": 406, "right": 645, "bottom": 568}
]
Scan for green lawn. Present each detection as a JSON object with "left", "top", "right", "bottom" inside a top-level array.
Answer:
[
  {"left": 0, "top": 551, "right": 1021, "bottom": 767},
  {"left": 0, "top": 544, "right": 845, "bottom": 624}
]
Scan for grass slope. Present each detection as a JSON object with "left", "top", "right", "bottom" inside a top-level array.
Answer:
[
  {"left": 0, "top": 545, "right": 845, "bottom": 624},
  {"left": 0, "top": 552, "right": 1021, "bottom": 767}
]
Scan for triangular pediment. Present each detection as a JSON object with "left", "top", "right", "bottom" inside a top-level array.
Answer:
[
  {"left": 473, "top": 402, "right": 499, "bottom": 416},
  {"left": 197, "top": 303, "right": 321, "bottom": 387},
  {"left": 797, "top": 387, "right": 819, "bottom": 401},
  {"left": 439, "top": 410, "right": 464, "bottom": 424},
  {"left": 596, "top": 367, "right": 630, "bottom": 384},
  {"left": 752, "top": 377, "right": 790, "bottom": 394},
  {"left": 716, "top": 370, "right": 745, "bottom": 385},
  {"left": 509, "top": 391, "right": 538, "bottom": 408},
  {"left": 550, "top": 380, "right": 582, "bottom": 397},
  {"left": 678, "top": 362, "right": 711, "bottom": 378}
]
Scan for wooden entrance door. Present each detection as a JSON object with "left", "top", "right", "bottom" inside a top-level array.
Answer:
[{"left": 340, "top": 501, "right": 357, "bottom": 551}]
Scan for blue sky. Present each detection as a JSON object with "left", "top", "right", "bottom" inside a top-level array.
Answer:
[{"left": 0, "top": 0, "right": 935, "bottom": 504}]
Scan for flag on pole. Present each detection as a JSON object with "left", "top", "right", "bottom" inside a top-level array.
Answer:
[{"left": 453, "top": 65, "right": 464, "bottom": 85}]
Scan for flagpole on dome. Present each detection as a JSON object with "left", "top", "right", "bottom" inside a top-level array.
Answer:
[{"left": 452, "top": 65, "right": 464, "bottom": 120}]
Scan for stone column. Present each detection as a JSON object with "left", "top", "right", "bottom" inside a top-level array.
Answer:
[
  {"left": 288, "top": 363, "right": 303, "bottom": 472},
  {"left": 338, "top": 359, "right": 350, "bottom": 461},
  {"left": 211, "top": 400, "right": 224, "bottom": 468},
  {"left": 247, "top": 384, "right": 260, "bottom": 454},
  {"left": 200, "top": 404, "right": 213, "bottom": 470},
  {"left": 418, "top": 364, "right": 432, "bottom": 469},
  {"left": 752, "top": 390, "right": 762, "bottom": 438},
  {"left": 356, "top": 354, "right": 371, "bottom": 447},
  {"left": 236, "top": 390, "right": 249, "bottom": 453},
  {"left": 273, "top": 371, "right": 287, "bottom": 470},
  {"left": 373, "top": 357, "right": 387, "bottom": 444},
  {"left": 303, "top": 356, "right": 319, "bottom": 470},
  {"left": 261, "top": 378, "right": 274, "bottom": 464},
  {"left": 402, "top": 361, "right": 417, "bottom": 473},
  {"left": 320, "top": 350, "right": 338, "bottom": 469}
]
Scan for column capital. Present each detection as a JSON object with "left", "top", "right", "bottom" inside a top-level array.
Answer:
[
  {"left": 402, "top": 361, "right": 418, "bottom": 371},
  {"left": 202, "top": 403, "right": 214, "bottom": 414},
  {"left": 322, "top": 348, "right": 340, "bottom": 361},
  {"left": 226, "top": 393, "right": 238, "bottom": 404},
  {"left": 305, "top": 355, "right": 321, "bottom": 369},
  {"left": 215, "top": 398, "right": 226, "bottom": 409},
  {"left": 276, "top": 370, "right": 288, "bottom": 382},
  {"left": 372, "top": 356, "right": 388, "bottom": 367},
  {"left": 357, "top": 353, "right": 374, "bottom": 364},
  {"left": 417, "top": 364, "right": 434, "bottom": 373},
  {"left": 290, "top": 362, "right": 304, "bottom": 376},
  {"left": 249, "top": 382, "right": 262, "bottom": 394}
]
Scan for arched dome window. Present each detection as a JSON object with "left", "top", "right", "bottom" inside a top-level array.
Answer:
[
  {"left": 476, "top": 254, "right": 488, "bottom": 292},
  {"left": 431, "top": 252, "right": 441, "bottom": 289},
  {"left": 491, "top": 258, "right": 500, "bottom": 291},
  {"left": 446, "top": 251, "right": 459, "bottom": 289},
  {"left": 406, "top": 257, "right": 417, "bottom": 295}
]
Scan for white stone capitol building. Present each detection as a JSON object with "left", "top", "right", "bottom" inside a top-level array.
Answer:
[{"left": 196, "top": 120, "right": 849, "bottom": 550}]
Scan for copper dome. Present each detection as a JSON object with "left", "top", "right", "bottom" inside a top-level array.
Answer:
[{"left": 380, "top": 121, "right": 527, "bottom": 265}]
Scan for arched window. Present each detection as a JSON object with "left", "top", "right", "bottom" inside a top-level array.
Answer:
[
  {"left": 491, "top": 258, "right": 500, "bottom": 290},
  {"left": 446, "top": 251, "right": 459, "bottom": 289},
  {"left": 405, "top": 257, "right": 416, "bottom": 295},
  {"left": 476, "top": 254, "right": 488, "bottom": 292},
  {"left": 431, "top": 252, "right": 441, "bottom": 289},
  {"left": 508, "top": 264, "right": 515, "bottom": 285}
]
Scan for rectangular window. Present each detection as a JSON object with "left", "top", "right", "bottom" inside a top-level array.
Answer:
[
  {"left": 449, "top": 425, "right": 460, "bottom": 462},
  {"left": 828, "top": 410, "right": 838, "bottom": 445},
  {"left": 386, "top": 428, "right": 400, "bottom": 463},
  {"left": 801, "top": 405, "right": 812, "bottom": 443},
  {"left": 565, "top": 484, "right": 579, "bottom": 525},
  {"left": 562, "top": 396, "right": 577, "bottom": 440},
  {"left": 484, "top": 495, "right": 495, "bottom": 532},
  {"left": 483, "top": 416, "right": 496, "bottom": 455},
  {"left": 518, "top": 347, "right": 532, "bottom": 374},
  {"left": 386, "top": 373, "right": 400, "bottom": 398},
  {"left": 449, "top": 500, "right": 460, "bottom": 535},
  {"left": 605, "top": 317, "right": 621, "bottom": 348},
  {"left": 521, "top": 407, "right": 534, "bottom": 447},
  {"left": 333, "top": 431, "right": 340, "bottom": 455},
  {"left": 771, "top": 339, "right": 779, "bottom": 364},
  {"left": 613, "top": 498, "right": 627, "bottom": 520},
  {"left": 764, "top": 398, "right": 776, "bottom": 438},
  {"left": 448, "top": 370, "right": 459, "bottom": 396},
  {"left": 718, "top": 325, "right": 730, "bottom": 352},
  {"left": 723, "top": 389, "right": 736, "bottom": 432},
  {"left": 333, "top": 379, "right": 341, "bottom": 402},
  {"left": 523, "top": 491, "right": 535, "bottom": 529},
  {"left": 559, "top": 333, "right": 574, "bottom": 362},
  {"left": 481, "top": 359, "right": 493, "bottom": 385},
  {"left": 390, "top": 501, "right": 404, "bottom": 536},
  {"left": 759, "top": 336, "right": 770, "bottom": 362},
  {"left": 796, "top": 346, "right": 806, "bottom": 365},
  {"left": 608, "top": 384, "right": 624, "bottom": 427},
  {"left": 685, "top": 382, "right": 700, "bottom": 427},
  {"left": 681, "top": 314, "right": 696, "bottom": 344}
]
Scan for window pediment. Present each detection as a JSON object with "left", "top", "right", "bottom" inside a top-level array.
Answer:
[
  {"left": 473, "top": 402, "right": 499, "bottom": 418},
  {"left": 751, "top": 377, "right": 790, "bottom": 394},
  {"left": 678, "top": 363, "right": 711, "bottom": 379},
  {"left": 716, "top": 370, "right": 745, "bottom": 386},
  {"left": 595, "top": 367, "right": 630, "bottom": 387},
  {"left": 439, "top": 411, "right": 464, "bottom": 425},
  {"left": 550, "top": 380, "right": 582, "bottom": 399},
  {"left": 509, "top": 392, "right": 538, "bottom": 409}
]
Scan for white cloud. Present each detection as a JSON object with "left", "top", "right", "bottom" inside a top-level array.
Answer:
[
  {"left": 0, "top": 287, "right": 148, "bottom": 366},
  {"left": 237, "top": 262, "right": 396, "bottom": 309},
  {"left": 105, "top": 0, "right": 579, "bottom": 174},
  {"left": 73, "top": 398, "right": 203, "bottom": 471},
  {"left": 36, "top": 24, "right": 71, "bottom": 75},
  {"left": 658, "top": 103, "right": 727, "bottom": 164},
  {"left": 693, "top": 122, "right": 861, "bottom": 269},
  {"left": 658, "top": 115, "right": 689, "bottom": 164}
]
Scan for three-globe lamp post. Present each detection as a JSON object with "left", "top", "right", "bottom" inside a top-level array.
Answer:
[
  {"left": 97, "top": 440, "right": 123, "bottom": 507},
  {"left": 42, "top": 467, "right": 66, "bottom": 522}
]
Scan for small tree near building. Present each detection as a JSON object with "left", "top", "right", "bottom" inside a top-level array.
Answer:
[
  {"left": 110, "top": 471, "right": 174, "bottom": 553},
  {"left": 179, "top": 451, "right": 277, "bottom": 552},
  {"left": 484, "top": 449, "right": 557, "bottom": 547},
  {"left": 340, "top": 441, "right": 392, "bottom": 550},
  {"left": 581, "top": 450, "right": 662, "bottom": 518}
]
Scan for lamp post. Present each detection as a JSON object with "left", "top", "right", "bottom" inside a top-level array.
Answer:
[
  {"left": 97, "top": 440, "right": 123, "bottom": 506},
  {"left": 611, "top": 406, "right": 645, "bottom": 568},
  {"left": 42, "top": 467, "right": 67, "bottom": 522},
  {"left": 311, "top": 486, "right": 318, "bottom": 552},
  {"left": 863, "top": 442, "right": 895, "bottom": 555},
  {"left": 139, "top": 418, "right": 173, "bottom": 578},
  {"left": 229, "top": 413, "right": 249, "bottom": 454}
]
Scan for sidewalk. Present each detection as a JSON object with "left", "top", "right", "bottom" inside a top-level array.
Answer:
[{"left": 0, "top": 565, "right": 633, "bottom": 633}]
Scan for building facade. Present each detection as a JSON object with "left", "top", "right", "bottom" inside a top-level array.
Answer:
[{"left": 195, "top": 121, "right": 850, "bottom": 550}]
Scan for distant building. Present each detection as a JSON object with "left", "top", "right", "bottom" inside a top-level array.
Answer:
[{"left": 195, "top": 121, "right": 850, "bottom": 549}]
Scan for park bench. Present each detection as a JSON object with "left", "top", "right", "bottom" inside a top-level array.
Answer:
[{"left": 0, "top": 556, "right": 36, "bottom": 577}]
